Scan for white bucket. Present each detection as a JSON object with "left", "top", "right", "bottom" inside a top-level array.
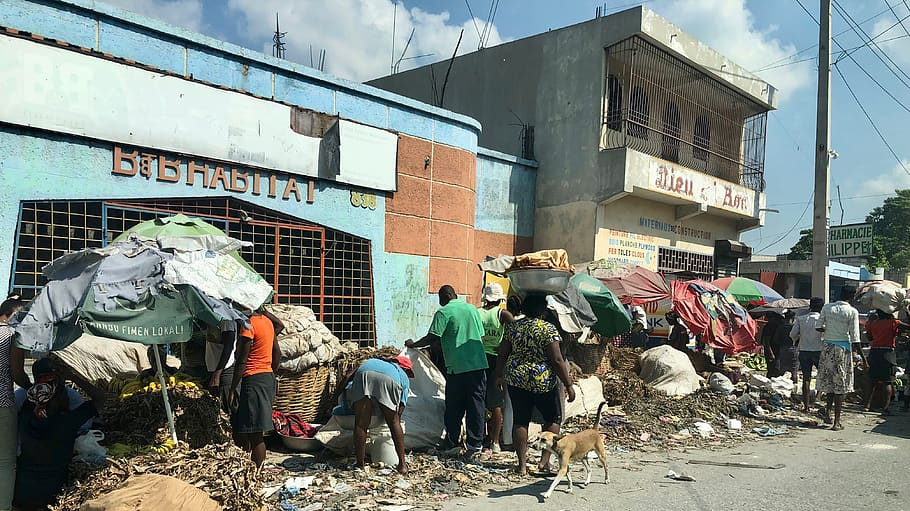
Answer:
[{"left": 369, "top": 432, "right": 399, "bottom": 466}]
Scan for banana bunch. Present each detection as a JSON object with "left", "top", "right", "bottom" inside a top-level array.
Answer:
[
  {"left": 742, "top": 354, "right": 767, "bottom": 371},
  {"left": 116, "top": 373, "right": 202, "bottom": 399},
  {"left": 151, "top": 438, "right": 176, "bottom": 455}
]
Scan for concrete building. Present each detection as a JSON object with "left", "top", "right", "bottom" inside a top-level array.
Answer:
[
  {"left": 370, "top": 6, "right": 775, "bottom": 280},
  {"left": 0, "top": 0, "right": 536, "bottom": 347}
]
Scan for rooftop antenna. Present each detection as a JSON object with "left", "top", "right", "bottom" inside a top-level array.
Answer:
[
  {"left": 272, "top": 12, "right": 287, "bottom": 59},
  {"left": 390, "top": 2, "right": 397, "bottom": 75},
  {"left": 392, "top": 28, "right": 416, "bottom": 73},
  {"left": 438, "top": 29, "right": 464, "bottom": 107}
]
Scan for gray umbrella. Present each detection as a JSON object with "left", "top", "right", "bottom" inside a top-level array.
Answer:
[{"left": 749, "top": 298, "right": 810, "bottom": 315}]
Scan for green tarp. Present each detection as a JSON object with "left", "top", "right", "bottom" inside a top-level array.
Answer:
[{"left": 570, "top": 273, "right": 632, "bottom": 337}]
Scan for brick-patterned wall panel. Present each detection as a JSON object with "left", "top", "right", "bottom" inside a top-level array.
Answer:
[{"left": 385, "top": 214, "right": 430, "bottom": 256}]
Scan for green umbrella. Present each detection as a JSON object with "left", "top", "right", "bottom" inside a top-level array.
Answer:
[
  {"left": 113, "top": 214, "right": 258, "bottom": 274},
  {"left": 570, "top": 273, "right": 633, "bottom": 337}
]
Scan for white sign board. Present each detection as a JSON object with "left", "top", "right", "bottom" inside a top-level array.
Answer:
[
  {"left": 646, "top": 160, "right": 755, "bottom": 216},
  {"left": 0, "top": 35, "right": 398, "bottom": 191},
  {"left": 828, "top": 223, "right": 873, "bottom": 258}
]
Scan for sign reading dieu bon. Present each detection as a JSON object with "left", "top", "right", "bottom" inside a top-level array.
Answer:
[{"left": 112, "top": 146, "right": 303, "bottom": 201}]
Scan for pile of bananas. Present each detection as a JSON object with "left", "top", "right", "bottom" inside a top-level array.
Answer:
[
  {"left": 741, "top": 354, "right": 768, "bottom": 371},
  {"left": 96, "top": 373, "right": 203, "bottom": 400},
  {"left": 107, "top": 438, "right": 177, "bottom": 458}
]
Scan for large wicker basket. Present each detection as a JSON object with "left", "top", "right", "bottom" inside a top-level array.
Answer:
[{"left": 273, "top": 364, "right": 333, "bottom": 423}]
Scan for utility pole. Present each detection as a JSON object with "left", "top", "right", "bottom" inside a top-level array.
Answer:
[{"left": 812, "top": 0, "right": 831, "bottom": 301}]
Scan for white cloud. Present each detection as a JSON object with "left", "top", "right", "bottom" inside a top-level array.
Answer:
[
  {"left": 225, "top": 0, "right": 504, "bottom": 82},
  {"left": 101, "top": 0, "right": 204, "bottom": 32},
  {"left": 651, "top": 0, "right": 812, "bottom": 101},
  {"left": 845, "top": 159, "right": 910, "bottom": 217},
  {"left": 871, "top": 5, "right": 910, "bottom": 68}
]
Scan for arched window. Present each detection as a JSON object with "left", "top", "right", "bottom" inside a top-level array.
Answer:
[
  {"left": 694, "top": 114, "right": 711, "bottom": 162},
  {"left": 628, "top": 86, "right": 649, "bottom": 140},
  {"left": 661, "top": 102, "right": 680, "bottom": 162},
  {"left": 606, "top": 74, "right": 622, "bottom": 131}
]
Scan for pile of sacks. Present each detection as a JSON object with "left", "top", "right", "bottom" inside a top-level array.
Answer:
[
  {"left": 265, "top": 304, "right": 358, "bottom": 373},
  {"left": 855, "top": 281, "right": 909, "bottom": 314}
]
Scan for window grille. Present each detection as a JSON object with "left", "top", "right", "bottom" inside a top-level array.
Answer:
[
  {"left": 9, "top": 197, "right": 376, "bottom": 346},
  {"left": 602, "top": 36, "right": 768, "bottom": 192},
  {"left": 658, "top": 247, "right": 714, "bottom": 278}
]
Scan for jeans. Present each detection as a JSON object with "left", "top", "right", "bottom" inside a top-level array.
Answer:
[
  {"left": 0, "top": 406, "right": 16, "bottom": 511},
  {"left": 444, "top": 369, "right": 486, "bottom": 453}
]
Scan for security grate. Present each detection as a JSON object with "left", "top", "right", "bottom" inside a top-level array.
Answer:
[
  {"left": 9, "top": 197, "right": 376, "bottom": 346},
  {"left": 658, "top": 247, "right": 714, "bottom": 279}
]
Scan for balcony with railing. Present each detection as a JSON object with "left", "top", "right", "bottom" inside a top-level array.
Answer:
[{"left": 601, "top": 36, "right": 768, "bottom": 194}]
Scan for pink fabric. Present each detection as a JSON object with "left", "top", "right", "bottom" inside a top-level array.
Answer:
[
  {"left": 590, "top": 265, "right": 671, "bottom": 306},
  {"left": 671, "top": 280, "right": 760, "bottom": 355}
]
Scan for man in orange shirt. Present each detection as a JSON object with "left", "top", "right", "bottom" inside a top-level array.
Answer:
[{"left": 230, "top": 308, "right": 284, "bottom": 467}]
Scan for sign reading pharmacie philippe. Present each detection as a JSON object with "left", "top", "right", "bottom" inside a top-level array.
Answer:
[
  {"left": 828, "top": 223, "right": 873, "bottom": 258},
  {"left": 646, "top": 160, "right": 755, "bottom": 215}
]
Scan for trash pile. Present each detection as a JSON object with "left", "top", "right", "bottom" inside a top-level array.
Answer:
[
  {"left": 268, "top": 304, "right": 360, "bottom": 373},
  {"left": 101, "top": 385, "right": 230, "bottom": 449},
  {"left": 264, "top": 452, "right": 523, "bottom": 511},
  {"left": 52, "top": 444, "right": 263, "bottom": 511}
]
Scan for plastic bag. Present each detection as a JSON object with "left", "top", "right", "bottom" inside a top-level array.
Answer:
[{"left": 74, "top": 430, "right": 107, "bottom": 461}]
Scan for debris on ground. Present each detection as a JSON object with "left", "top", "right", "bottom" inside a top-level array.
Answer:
[
  {"left": 52, "top": 444, "right": 263, "bottom": 511},
  {"left": 101, "top": 387, "right": 230, "bottom": 448}
]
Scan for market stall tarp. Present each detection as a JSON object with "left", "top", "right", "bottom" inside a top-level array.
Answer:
[
  {"left": 574, "top": 260, "right": 670, "bottom": 306},
  {"left": 749, "top": 298, "right": 810, "bottom": 315},
  {"left": 570, "top": 274, "right": 632, "bottom": 337},
  {"left": 671, "top": 280, "right": 759, "bottom": 355},
  {"left": 711, "top": 276, "right": 783, "bottom": 306},
  {"left": 11, "top": 239, "right": 247, "bottom": 352}
]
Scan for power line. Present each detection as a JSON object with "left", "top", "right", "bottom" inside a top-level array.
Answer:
[
  {"left": 756, "top": 0, "right": 905, "bottom": 71},
  {"left": 463, "top": 0, "right": 483, "bottom": 40},
  {"left": 767, "top": 192, "right": 899, "bottom": 207},
  {"left": 832, "top": 0, "right": 910, "bottom": 88},
  {"left": 756, "top": 190, "right": 814, "bottom": 253},
  {"left": 833, "top": 63, "right": 910, "bottom": 176},
  {"left": 835, "top": 16, "right": 910, "bottom": 62},
  {"left": 792, "top": 0, "right": 910, "bottom": 114},
  {"left": 885, "top": 0, "right": 910, "bottom": 40}
]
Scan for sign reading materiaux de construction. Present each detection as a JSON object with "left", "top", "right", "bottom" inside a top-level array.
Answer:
[{"left": 828, "top": 223, "right": 873, "bottom": 258}]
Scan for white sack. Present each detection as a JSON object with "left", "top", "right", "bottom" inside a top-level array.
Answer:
[
  {"left": 639, "top": 345, "right": 701, "bottom": 397},
  {"left": 54, "top": 334, "right": 180, "bottom": 381}
]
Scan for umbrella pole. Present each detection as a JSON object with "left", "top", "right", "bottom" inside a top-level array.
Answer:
[{"left": 153, "top": 346, "right": 179, "bottom": 445}]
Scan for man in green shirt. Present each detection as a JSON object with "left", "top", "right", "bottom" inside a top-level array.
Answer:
[
  {"left": 476, "top": 283, "right": 513, "bottom": 452},
  {"left": 406, "top": 285, "right": 487, "bottom": 456}
]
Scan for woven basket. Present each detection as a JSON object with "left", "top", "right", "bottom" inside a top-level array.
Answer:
[
  {"left": 273, "top": 364, "right": 333, "bottom": 423},
  {"left": 567, "top": 338, "right": 609, "bottom": 376}
]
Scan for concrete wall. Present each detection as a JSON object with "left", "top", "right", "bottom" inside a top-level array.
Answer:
[{"left": 0, "top": 0, "right": 535, "bottom": 347}]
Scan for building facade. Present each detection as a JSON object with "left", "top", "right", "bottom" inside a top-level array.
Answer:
[
  {"left": 370, "top": 6, "right": 775, "bottom": 280},
  {"left": 0, "top": 0, "right": 535, "bottom": 347}
]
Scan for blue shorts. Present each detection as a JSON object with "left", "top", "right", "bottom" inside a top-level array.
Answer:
[{"left": 798, "top": 351, "right": 821, "bottom": 376}]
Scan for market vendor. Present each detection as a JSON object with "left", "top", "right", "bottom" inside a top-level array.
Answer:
[
  {"left": 205, "top": 320, "right": 240, "bottom": 415},
  {"left": 14, "top": 357, "right": 106, "bottom": 511},
  {"left": 495, "top": 294, "right": 575, "bottom": 476},
  {"left": 665, "top": 310, "right": 691, "bottom": 352},
  {"left": 476, "top": 283, "right": 514, "bottom": 453},
  {"left": 406, "top": 285, "right": 487, "bottom": 458},
  {"left": 864, "top": 309, "right": 909, "bottom": 415},
  {"left": 340, "top": 355, "right": 414, "bottom": 474},
  {"left": 229, "top": 308, "right": 284, "bottom": 468},
  {"left": 1, "top": 294, "right": 27, "bottom": 511}
]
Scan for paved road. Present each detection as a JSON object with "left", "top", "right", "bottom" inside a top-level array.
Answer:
[{"left": 443, "top": 405, "right": 910, "bottom": 511}]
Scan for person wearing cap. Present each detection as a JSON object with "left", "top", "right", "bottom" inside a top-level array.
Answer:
[
  {"left": 790, "top": 297, "right": 825, "bottom": 412},
  {"left": 476, "top": 283, "right": 514, "bottom": 453},
  {"left": 14, "top": 357, "right": 106, "bottom": 510},
  {"left": 341, "top": 356, "right": 414, "bottom": 475}
]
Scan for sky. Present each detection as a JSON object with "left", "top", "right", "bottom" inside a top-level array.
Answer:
[{"left": 101, "top": 0, "right": 910, "bottom": 256}]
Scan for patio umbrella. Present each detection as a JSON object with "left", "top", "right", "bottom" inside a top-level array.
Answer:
[
  {"left": 574, "top": 260, "right": 671, "bottom": 306},
  {"left": 114, "top": 214, "right": 273, "bottom": 310},
  {"left": 671, "top": 280, "right": 759, "bottom": 355},
  {"left": 749, "top": 298, "right": 810, "bottom": 315},
  {"left": 570, "top": 274, "right": 633, "bottom": 337},
  {"left": 11, "top": 238, "right": 251, "bottom": 443},
  {"left": 711, "top": 276, "right": 784, "bottom": 306}
]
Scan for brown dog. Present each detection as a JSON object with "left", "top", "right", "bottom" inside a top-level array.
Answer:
[{"left": 534, "top": 401, "right": 609, "bottom": 499}]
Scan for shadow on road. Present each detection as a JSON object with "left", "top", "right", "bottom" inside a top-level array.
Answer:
[
  {"left": 486, "top": 479, "right": 549, "bottom": 503},
  {"left": 865, "top": 408, "right": 910, "bottom": 439}
]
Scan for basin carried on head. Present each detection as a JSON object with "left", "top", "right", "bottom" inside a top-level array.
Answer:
[{"left": 507, "top": 268, "right": 571, "bottom": 295}]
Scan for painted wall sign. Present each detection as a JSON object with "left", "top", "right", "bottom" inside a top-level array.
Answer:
[
  {"left": 112, "top": 146, "right": 305, "bottom": 201},
  {"left": 647, "top": 160, "right": 755, "bottom": 215},
  {"left": 0, "top": 35, "right": 398, "bottom": 191},
  {"left": 602, "top": 229, "right": 658, "bottom": 271},
  {"left": 638, "top": 216, "right": 712, "bottom": 241},
  {"left": 828, "top": 223, "right": 873, "bottom": 258},
  {"left": 350, "top": 191, "right": 377, "bottom": 209}
]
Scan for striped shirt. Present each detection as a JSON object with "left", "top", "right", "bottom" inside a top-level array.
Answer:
[{"left": 0, "top": 323, "right": 15, "bottom": 407}]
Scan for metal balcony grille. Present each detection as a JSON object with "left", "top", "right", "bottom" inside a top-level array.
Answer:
[
  {"left": 602, "top": 36, "right": 768, "bottom": 192},
  {"left": 9, "top": 197, "right": 376, "bottom": 347}
]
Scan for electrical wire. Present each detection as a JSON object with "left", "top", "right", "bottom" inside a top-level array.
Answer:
[
  {"left": 832, "top": 0, "right": 910, "bottom": 88},
  {"left": 835, "top": 15, "right": 910, "bottom": 63},
  {"left": 767, "top": 192, "right": 898, "bottom": 207},
  {"left": 755, "top": 190, "right": 814, "bottom": 253},
  {"left": 756, "top": 0, "right": 905, "bottom": 70},
  {"left": 463, "top": 0, "right": 483, "bottom": 40},
  {"left": 886, "top": 0, "right": 910, "bottom": 39},
  {"left": 833, "top": 63, "right": 910, "bottom": 176}
]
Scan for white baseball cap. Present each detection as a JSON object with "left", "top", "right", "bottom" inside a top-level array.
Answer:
[{"left": 482, "top": 282, "right": 507, "bottom": 303}]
